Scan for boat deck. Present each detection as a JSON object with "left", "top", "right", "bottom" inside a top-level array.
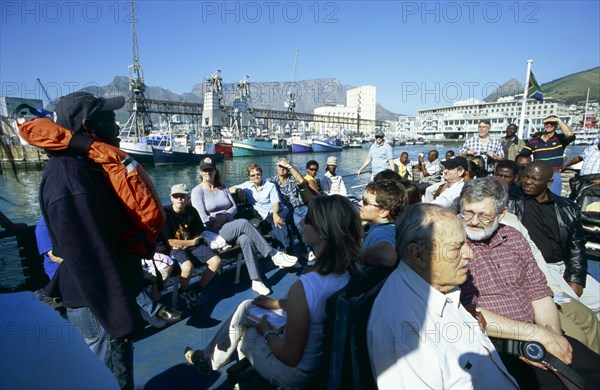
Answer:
[{"left": 133, "top": 258, "right": 302, "bottom": 389}]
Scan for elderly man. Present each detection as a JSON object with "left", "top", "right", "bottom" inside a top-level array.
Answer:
[
  {"left": 509, "top": 161, "right": 600, "bottom": 318},
  {"left": 357, "top": 129, "right": 394, "bottom": 180},
  {"left": 459, "top": 120, "right": 504, "bottom": 174},
  {"left": 232, "top": 163, "right": 291, "bottom": 252},
  {"left": 459, "top": 177, "right": 600, "bottom": 389},
  {"left": 359, "top": 180, "right": 406, "bottom": 268},
  {"left": 423, "top": 156, "right": 468, "bottom": 207},
  {"left": 368, "top": 203, "right": 518, "bottom": 389},
  {"left": 519, "top": 115, "right": 575, "bottom": 194}
]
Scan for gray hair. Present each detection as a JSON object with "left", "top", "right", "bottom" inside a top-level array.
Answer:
[
  {"left": 395, "top": 203, "right": 454, "bottom": 261},
  {"left": 459, "top": 177, "right": 508, "bottom": 214}
]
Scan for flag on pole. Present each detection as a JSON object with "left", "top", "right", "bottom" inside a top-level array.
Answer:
[{"left": 527, "top": 71, "right": 544, "bottom": 102}]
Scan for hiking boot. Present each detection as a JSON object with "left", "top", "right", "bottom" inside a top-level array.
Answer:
[
  {"left": 179, "top": 289, "right": 199, "bottom": 309},
  {"left": 157, "top": 306, "right": 182, "bottom": 324},
  {"left": 271, "top": 251, "right": 298, "bottom": 268},
  {"left": 251, "top": 280, "right": 272, "bottom": 296}
]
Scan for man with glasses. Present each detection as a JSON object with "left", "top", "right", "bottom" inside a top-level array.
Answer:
[
  {"left": 458, "top": 177, "right": 600, "bottom": 389},
  {"left": 357, "top": 129, "right": 394, "bottom": 180},
  {"left": 359, "top": 180, "right": 406, "bottom": 267},
  {"left": 519, "top": 115, "right": 575, "bottom": 194},
  {"left": 233, "top": 163, "right": 292, "bottom": 253},
  {"left": 163, "top": 184, "right": 221, "bottom": 309}
]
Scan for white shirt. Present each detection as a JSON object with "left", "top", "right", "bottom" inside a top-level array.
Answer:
[
  {"left": 320, "top": 171, "right": 347, "bottom": 196},
  {"left": 367, "top": 262, "right": 518, "bottom": 390},
  {"left": 433, "top": 179, "right": 465, "bottom": 207}
]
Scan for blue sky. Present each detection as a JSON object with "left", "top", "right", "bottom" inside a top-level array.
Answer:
[{"left": 1, "top": 0, "right": 598, "bottom": 115}]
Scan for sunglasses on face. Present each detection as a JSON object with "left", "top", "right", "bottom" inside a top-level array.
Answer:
[
  {"left": 171, "top": 194, "right": 187, "bottom": 200},
  {"left": 307, "top": 167, "right": 318, "bottom": 171},
  {"left": 361, "top": 196, "right": 381, "bottom": 208}
]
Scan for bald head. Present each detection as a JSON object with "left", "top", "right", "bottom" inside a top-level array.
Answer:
[{"left": 521, "top": 161, "right": 554, "bottom": 197}]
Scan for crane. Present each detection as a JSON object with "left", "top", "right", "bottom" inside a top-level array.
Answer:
[{"left": 36, "top": 78, "right": 52, "bottom": 107}]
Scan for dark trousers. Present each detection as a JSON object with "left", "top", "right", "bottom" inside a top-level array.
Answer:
[{"left": 498, "top": 335, "right": 600, "bottom": 390}]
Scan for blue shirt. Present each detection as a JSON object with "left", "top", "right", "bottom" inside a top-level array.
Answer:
[
  {"left": 237, "top": 180, "right": 284, "bottom": 219},
  {"left": 362, "top": 222, "right": 395, "bottom": 248},
  {"left": 368, "top": 143, "right": 393, "bottom": 175}
]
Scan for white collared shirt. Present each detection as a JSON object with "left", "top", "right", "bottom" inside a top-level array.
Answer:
[{"left": 367, "top": 261, "right": 518, "bottom": 389}]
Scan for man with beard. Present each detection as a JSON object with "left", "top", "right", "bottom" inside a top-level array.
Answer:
[
  {"left": 368, "top": 204, "right": 518, "bottom": 389},
  {"left": 500, "top": 124, "right": 525, "bottom": 161},
  {"left": 459, "top": 120, "right": 504, "bottom": 174},
  {"left": 509, "top": 161, "right": 600, "bottom": 319},
  {"left": 459, "top": 177, "right": 600, "bottom": 389}
]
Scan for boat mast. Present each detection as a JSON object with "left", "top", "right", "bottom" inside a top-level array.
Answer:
[{"left": 285, "top": 49, "right": 299, "bottom": 136}]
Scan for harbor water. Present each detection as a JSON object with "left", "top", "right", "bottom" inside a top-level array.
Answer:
[{"left": 0, "top": 143, "right": 589, "bottom": 226}]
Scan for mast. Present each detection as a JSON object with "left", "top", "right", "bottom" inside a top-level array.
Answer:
[{"left": 517, "top": 59, "right": 533, "bottom": 140}]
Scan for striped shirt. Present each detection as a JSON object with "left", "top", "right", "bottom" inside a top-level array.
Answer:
[
  {"left": 460, "top": 225, "right": 553, "bottom": 324},
  {"left": 520, "top": 132, "right": 573, "bottom": 171}
]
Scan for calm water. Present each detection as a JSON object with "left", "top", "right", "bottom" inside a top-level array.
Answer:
[{"left": 0, "top": 143, "right": 588, "bottom": 226}]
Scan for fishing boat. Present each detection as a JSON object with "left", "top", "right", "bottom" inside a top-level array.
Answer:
[
  {"left": 232, "top": 138, "right": 288, "bottom": 157},
  {"left": 312, "top": 138, "right": 343, "bottom": 153},
  {"left": 289, "top": 130, "right": 312, "bottom": 153},
  {"left": 151, "top": 141, "right": 224, "bottom": 167},
  {"left": 415, "top": 136, "right": 428, "bottom": 145}
]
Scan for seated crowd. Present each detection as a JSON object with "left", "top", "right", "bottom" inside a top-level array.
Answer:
[{"left": 72, "top": 122, "right": 599, "bottom": 387}]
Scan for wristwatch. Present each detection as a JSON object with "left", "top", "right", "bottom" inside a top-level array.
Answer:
[{"left": 520, "top": 341, "right": 546, "bottom": 362}]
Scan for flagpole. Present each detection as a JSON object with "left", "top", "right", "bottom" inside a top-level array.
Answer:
[{"left": 518, "top": 59, "right": 533, "bottom": 139}]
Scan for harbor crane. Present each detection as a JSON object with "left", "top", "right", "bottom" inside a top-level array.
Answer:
[{"left": 36, "top": 78, "right": 52, "bottom": 107}]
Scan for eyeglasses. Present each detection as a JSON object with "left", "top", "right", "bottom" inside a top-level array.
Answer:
[
  {"left": 543, "top": 123, "right": 556, "bottom": 127},
  {"left": 307, "top": 167, "right": 318, "bottom": 172},
  {"left": 171, "top": 194, "right": 187, "bottom": 200},
  {"left": 460, "top": 211, "right": 497, "bottom": 225},
  {"left": 249, "top": 173, "right": 262, "bottom": 178},
  {"left": 361, "top": 196, "right": 381, "bottom": 208}
]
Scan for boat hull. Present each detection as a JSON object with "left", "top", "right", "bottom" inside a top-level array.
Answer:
[
  {"left": 119, "top": 140, "right": 155, "bottom": 165},
  {"left": 312, "top": 139, "right": 343, "bottom": 153},
  {"left": 232, "top": 140, "right": 287, "bottom": 157},
  {"left": 290, "top": 140, "right": 313, "bottom": 153},
  {"left": 215, "top": 142, "right": 233, "bottom": 156},
  {"left": 152, "top": 147, "right": 224, "bottom": 167}
]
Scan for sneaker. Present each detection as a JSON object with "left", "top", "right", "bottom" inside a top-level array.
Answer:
[
  {"left": 271, "top": 251, "right": 298, "bottom": 268},
  {"left": 157, "top": 306, "right": 182, "bottom": 324},
  {"left": 307, "top": 251, "right": 316, "bottom": 262},
  {"left": 252, "top": 280, "right": 272, "bottom": 296},
  {"left": 139, "top": 307, "right": 166, "bottom": 328},
  {"left": 179, "top": 289, "right": 199, "bottom": 309}
]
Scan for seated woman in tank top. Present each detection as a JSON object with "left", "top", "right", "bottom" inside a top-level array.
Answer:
[
  {"left": 184, "top": 195, "right": 363, "bottom": 388},
  {"left": 190, "top": 157, "right": 299, "bottom": 296}
]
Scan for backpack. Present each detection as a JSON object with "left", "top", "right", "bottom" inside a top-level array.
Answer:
[{"left": 18, "top": 118, "right": 165, "bottom": 256}]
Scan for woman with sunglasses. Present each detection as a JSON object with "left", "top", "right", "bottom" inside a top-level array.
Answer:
[
  {"left": 190, "top": 157, "right": 298, "bottom": 296},
  {"left": 185, "top": 195, "right": 363, "bottom": 387}
]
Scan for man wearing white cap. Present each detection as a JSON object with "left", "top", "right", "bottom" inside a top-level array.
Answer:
[{"left": 321, "top": 156, "right": 347, "bottom": 196}]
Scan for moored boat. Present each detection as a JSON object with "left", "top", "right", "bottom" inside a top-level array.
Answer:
[
  {"left": 151, "top": 147, "right": 224, "bottom": 166},
  {"left": 312, "top": 138, "right": 343, "bottom": 153},
  {"left": 119, "top": 139, "right": 155, "bottom": 165},
  {"left": 290, "top": 139, "right": 313, "bottom": 153},
  {"left": 232, "top": 138, "right": 288, "bottom": 157}
]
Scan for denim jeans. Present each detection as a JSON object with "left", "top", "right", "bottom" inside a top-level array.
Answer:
[
  {"left": 550, "top": 172, "right": 562, "bottom": 195},
  {"left": 67, "top": 307, "right": 134, "bottom": 389}
]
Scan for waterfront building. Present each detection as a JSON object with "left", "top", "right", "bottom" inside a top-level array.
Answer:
[
  {"left": 312, "top": 85, "right": 377, "bottom": 136},
  {"left": 416, "top": 95, "right": 571, "bottom": 141}
]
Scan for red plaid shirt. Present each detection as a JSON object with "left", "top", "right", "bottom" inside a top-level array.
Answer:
[{"left": 460, "top": 224, "right": 553, "bottom": 323}]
